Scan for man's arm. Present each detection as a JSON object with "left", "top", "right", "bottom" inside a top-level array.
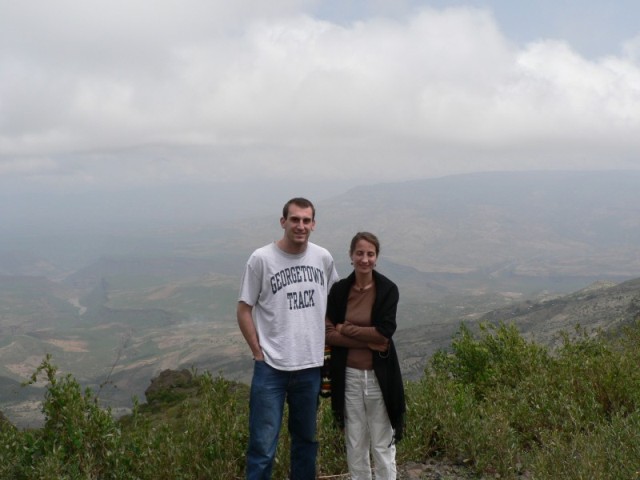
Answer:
[{"left": 237, "top": 301, "right": 264, "bottom": 361}]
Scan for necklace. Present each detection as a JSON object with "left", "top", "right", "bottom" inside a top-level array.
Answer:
[{"left": 354, "top": 281, "right": 374, "bottom": 292}]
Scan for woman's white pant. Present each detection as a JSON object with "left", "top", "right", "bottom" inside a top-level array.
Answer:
[{"left": 344, "top": 367, "right": 396, "bottom": 480}]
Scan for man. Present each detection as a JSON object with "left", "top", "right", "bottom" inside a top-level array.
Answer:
[{"left": 238, "top": 197, "right": 339, "bottom": 479}]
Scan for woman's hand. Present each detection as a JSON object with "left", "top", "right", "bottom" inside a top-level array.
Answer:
[{"left": 368, "top": 339, "right": 389, "bottom": 352}]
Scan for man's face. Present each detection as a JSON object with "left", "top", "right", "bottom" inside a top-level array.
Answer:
[{"left": 280, "top": 204, "right": 315, "bottom": 247}]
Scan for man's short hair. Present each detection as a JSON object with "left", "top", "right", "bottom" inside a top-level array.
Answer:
[{"left": 282, "top": 197, "right": 316, "bottom": 220}]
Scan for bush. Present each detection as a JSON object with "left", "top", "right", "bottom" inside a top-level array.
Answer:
[
  {"left": 3, "top": 321, "right": 640, "bottom": 479},
  {"left": 406, "top": 321, "right": 640, "bottom": 479},
  {"left": 120, "top": 371, "right": 250, "bottom": 479},
  {"left": 3, "top": 355, "right": 127, "bottom": 479}
]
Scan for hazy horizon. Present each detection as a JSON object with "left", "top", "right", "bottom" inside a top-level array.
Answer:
[{"left": 2, "top": 1, "right": 640, "bottom": 209}]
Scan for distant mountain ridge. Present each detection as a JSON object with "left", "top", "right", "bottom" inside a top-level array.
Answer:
[{"left": 315, "top": 170, "right": 640, "bottom": 280}]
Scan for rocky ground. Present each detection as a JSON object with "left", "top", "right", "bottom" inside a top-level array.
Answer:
[
  {"left": 318, "top": 459, "right": 500, "bottom": 479},
  {"left": 398, "top": 460, "right": 485, "bottom": 479}
]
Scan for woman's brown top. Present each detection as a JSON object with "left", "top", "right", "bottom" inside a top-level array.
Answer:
[{"left": 325, "top": 283, "right": 387, "bottom": 370}]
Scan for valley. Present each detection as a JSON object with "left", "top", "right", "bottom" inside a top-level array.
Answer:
[{"left": 2, "top": 171, "right": 640, "bottom": 428}]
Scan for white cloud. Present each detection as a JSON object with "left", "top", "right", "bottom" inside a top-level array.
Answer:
[
  {"left": 1, "top": 2, "right": 640, "bottom": 191},
  {"left": 622, "top": 34, "right": 640, "bottom": 67}
]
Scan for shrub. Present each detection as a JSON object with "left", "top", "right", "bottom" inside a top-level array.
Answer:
[
  {"left": 0, "top": 418, "right": 20, "bottom": 479},
  {"left": 10, "top": 354, "right": 127, "bottom": 479},
  {"left": 119, "top": 371, "right": 250, "bottom": 479},
  {"left": 411, "top": 321, "right": 640, "bottom": 479},
  {"left": 3, "top": 321, "right": 640, "bottom": 479}
]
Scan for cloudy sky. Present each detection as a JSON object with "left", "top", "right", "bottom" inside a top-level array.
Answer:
[{"left": 2, "top": 0, "right": 640, "bottom": 208}]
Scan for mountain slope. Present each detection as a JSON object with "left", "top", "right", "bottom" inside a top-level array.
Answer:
[
  {"left": 315, "top": 170, "right": 640, "bottom": 280},
  {"left": 478, "top": 277, "right": 640, "bottom": 345},
  {"left": 396, "top": 276, "right": 640, "bottom": 380}
]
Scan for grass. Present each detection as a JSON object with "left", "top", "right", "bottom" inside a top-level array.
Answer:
[{"left": 2, "top": 320, "right": 640, "bottom": 479}]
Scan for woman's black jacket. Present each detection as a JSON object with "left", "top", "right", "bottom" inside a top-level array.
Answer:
[{"left": 325, "top": 269, "right": 406, "bottom": 441}]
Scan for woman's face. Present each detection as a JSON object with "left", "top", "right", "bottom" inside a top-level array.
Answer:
[{"left": 350, "top": 239, "right": 377, "bottom": 275}]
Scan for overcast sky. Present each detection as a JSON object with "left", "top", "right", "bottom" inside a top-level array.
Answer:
[{"left": 2, "top": 0, "right": 640, "bottom": 200}]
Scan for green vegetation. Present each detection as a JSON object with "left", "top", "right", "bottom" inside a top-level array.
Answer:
[
  {"left": 2, "top": 321, "right": 640, "bottom": 479},
  {"left": 402, "top": 321, "right": 640, "bottom": 479}
]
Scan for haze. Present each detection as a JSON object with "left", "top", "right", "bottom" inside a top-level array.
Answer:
[{"left": 2, "top": 0, "right": 640, "bottom": 235}]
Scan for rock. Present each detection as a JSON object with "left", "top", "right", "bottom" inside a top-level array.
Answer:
[{"left": 144, "top": 369, "right": 196, "bottom": 405}]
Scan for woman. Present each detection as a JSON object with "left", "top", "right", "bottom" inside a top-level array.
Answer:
[{"left": 325, "top": 232, "right": 406, "bottom": 480}]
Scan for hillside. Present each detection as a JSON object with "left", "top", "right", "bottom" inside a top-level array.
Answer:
[
  {"left": 2, "top": 170, "right": 640, "bottom": 426},
  {"left": 0, "top": 275, "right": 80, "bottom": 333},
  {"left": 396, "top": 276, "right": 640, "bottom": 380},
  {"left": 478, "top": 277, "right": 640, "bottom": 345},
  {"left": 314, "top": 171, "right": 640, "bottom": 280},
  {"left": 3, "top": 317, "right": 640, "bottom": 479}
]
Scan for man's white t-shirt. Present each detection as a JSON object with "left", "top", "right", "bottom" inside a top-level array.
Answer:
[{"left": 238, "top": 241, "right": 338, "bottom": 371}]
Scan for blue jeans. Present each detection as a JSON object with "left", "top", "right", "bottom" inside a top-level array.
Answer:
[{"left": 246, "top": 360, "right": 321, "bottom": 480}]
